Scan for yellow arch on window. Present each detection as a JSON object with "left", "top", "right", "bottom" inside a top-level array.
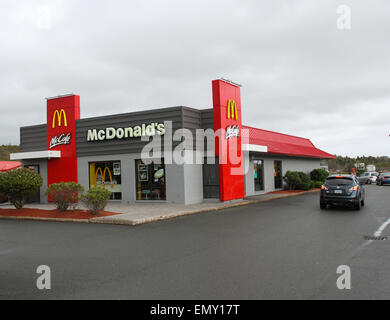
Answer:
[{"left": 94, "top": 167, "right": 114, "bottom": 189}]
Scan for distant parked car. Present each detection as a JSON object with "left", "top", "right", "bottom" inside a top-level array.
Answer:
[
  {"left": 357, "top": 172, "right": 370, "bottom": 184},
  {"left": 358, "top": 172, "right": 378, "bottom": 184},
  {"left": 366, "top": 172, "right": 378, "bottom": 184},
  {"left": 320, "top": 175, "right": 365, "bottom": 210},
  {"left": 377, "top": 172, "right": 390, "bottom": 186}
]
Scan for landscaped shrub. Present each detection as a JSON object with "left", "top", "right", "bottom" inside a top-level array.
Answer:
[
  {"left": 284, "top": 171, "right": 301, "bottom": 190},
  {"left": 0, "top": 168, "right": 43, "bottom": 209},
  {"left": 284, "top": 171, "right": 312, "bottom": 191},
  {"left": 297, "top": 172, "right": 311, "bottom": 190},
  {"left": 311, "top": 180, "right": 324, "bottom": 189},
  {"left": 80, "top": 187, "right": 112, "bottom": 215},
  {"left": 45, "top": 182, "right": 84, "bottom": 212},
  {"left": 310, "top": 168, "right": 329, "bottom": 183}
]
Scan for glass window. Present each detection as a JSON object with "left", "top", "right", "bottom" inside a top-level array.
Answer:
[
  {"left": 253, "top": 159, "right": 264, "bottom": 191},
  {"left": 135, "top": 159, "right": 166, "bottom": 200},
  {"left": 89, "top": 161, "right": 122, "bottom": 200},
  {"left": 325, "top": 177, "right": 354, "bottom": 186}
]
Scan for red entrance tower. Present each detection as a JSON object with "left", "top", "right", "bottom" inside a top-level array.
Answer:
[
  {"left": 212, "top": 79, "right": 245, "bottom": 201},
  {"left": 46, "top": 94, "right": 80, "bottom": 186}
]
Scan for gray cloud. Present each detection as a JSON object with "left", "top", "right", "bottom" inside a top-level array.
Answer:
[{"left": 0, "top": 0, "right": 389, "bottom": 156}]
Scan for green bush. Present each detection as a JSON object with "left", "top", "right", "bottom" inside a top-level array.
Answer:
[
  {"left": 45, "top": 182, "right": 84, "bottom": 212},
  {"left": 311, "top": 180, "right": 324, "bottom": 189},
  {"left": 284, "top": 171, "right": 301, "bottom": 190},
  {"left": 80, "top": 187, "right": 112, "bottom": 215},
  {"left": 310, "top": 168, "right": 329, "bottom": 183},
  {"left": 284, "top": 171, "right": 312, "bottom": 191},
  {"left": 297, "top": 172, "right": 312, "bottom": 190},
  {"left": 0, "top": 168, "right": 43, "bottom": 209}
]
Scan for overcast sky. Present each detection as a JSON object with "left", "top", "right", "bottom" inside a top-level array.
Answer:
[{"left": 0, "top": 0, "right": 389, "bottom": 157}]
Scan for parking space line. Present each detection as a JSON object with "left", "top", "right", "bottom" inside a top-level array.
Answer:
[{"left": 374, "top": 218, "right": 390, "bottom": 237}]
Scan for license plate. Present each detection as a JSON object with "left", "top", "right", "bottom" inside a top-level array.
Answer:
[{"left": 334, "top": 190, "right": 343, "bottom": 194}]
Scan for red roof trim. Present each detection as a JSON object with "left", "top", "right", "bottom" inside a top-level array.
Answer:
[{"left": 242, "top": 125, "right": 335, "bottom": 159}]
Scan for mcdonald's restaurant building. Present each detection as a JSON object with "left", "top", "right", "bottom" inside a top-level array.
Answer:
[{"left": 11, "top": 79, "right": 335, "bottom": 205}]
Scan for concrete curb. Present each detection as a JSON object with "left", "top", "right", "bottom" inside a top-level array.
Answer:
[
  {"left": 0, "top": 215, "right": 89, "bottom": 223},
  {"left": 0, "top": 189, "right": 320, "bottom": 226}
]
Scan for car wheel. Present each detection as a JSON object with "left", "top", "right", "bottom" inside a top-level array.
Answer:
[
  {"left": 320, "top": 201, "right": 327, "bottom": 209},
  {"left": 355, "top": 199, "right": 361, "bottom": 210}
]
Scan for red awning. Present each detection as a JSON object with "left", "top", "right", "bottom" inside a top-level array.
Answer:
[
  {"left": 0, "top": 161, "right": 22, "bottom": 172},
  {"left": 243, "top": 126, "right": 335, "bottom": 159}
]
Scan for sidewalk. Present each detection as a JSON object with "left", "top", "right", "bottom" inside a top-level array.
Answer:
[{"left": 0, "top": 189, "right": 319, "bottom": 226}]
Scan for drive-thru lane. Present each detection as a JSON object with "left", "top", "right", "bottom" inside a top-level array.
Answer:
[{"left": 0, "top": 185, "right": 389, "bottom": 299}]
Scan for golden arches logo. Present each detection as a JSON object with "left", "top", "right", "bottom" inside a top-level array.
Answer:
[
  {"left": 227, "top": 100, "right": 238, "bottom": 121},
  {"left": 52, "top": 109, "right": 68, "bottom": 128},
  {"left": 94, "top": 167, "right": 114, "bottom": 188}
]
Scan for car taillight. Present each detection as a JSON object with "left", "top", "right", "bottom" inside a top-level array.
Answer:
[
  {"left": 382, "top": 177, "right": 385, "bottom": 180},
  {"left": 348, "top": 186, "right": 359, "bottom": 192}
]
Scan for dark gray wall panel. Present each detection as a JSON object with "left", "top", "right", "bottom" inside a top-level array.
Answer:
[
  {"left": 20, "top": 124, "right": 46, "bottom": 152},
  {"left": 200, "top": 109, "right": 214, "bottom": 130},
  {"left": 19, "top": 106, "right": 215, "bottom": 156}
]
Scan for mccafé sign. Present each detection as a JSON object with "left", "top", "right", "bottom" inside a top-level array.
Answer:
[
  {"left": 49, "top": 133, "right": 71, "bottom": 149},
  {"left": 87, "top": 122, "right": 165, "bottom": 142}
]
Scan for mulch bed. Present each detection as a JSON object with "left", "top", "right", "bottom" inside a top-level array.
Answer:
[
  {"left": 270, "top": 188, "right": 319, "bottom": 194},
  {"left": 0, "top": 208, "right": 120, "bottom": 220}
]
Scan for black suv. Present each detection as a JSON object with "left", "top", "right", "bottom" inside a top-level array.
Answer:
[{"left": 320, "top": 175, "right": 365, "bottom": 210}]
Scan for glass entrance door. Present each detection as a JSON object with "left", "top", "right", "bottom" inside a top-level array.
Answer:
[
  {"left": 253, "top": 159, "right": 264, "bottom": 191},
  {"left": 274, "top": 160, "right": 283, "bottom": 189}
]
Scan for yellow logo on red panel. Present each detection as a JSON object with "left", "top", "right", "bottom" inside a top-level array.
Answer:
[
  {"left": 227, "top": 100, "right": 238, "bottom": 121},
  {"left": 52, "top": 109, "right": 68, "bottom": 128}
]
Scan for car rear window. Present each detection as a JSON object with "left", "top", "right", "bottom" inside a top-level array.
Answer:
[{"left": 325, "top": 177, "right": 354, "bottom": 186}]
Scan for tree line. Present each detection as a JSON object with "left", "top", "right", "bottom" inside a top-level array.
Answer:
[
  {"left": 0, "top": 145, "right": 20, "bottom": 161},
  {"left": 328, "top": 155, "right": 390, "bottom": 172}
]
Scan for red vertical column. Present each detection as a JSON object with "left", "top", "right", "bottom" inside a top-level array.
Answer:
[
  {"left": 46, "top": 95, "right": 80, "bottom": 186},
  {"left": 212, "top": 80, "right": 245, "bottom": 201}
]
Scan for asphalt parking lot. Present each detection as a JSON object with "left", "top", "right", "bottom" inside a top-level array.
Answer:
[{"left": 0, "top": 184, "right": 389, "bottom": 299}]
